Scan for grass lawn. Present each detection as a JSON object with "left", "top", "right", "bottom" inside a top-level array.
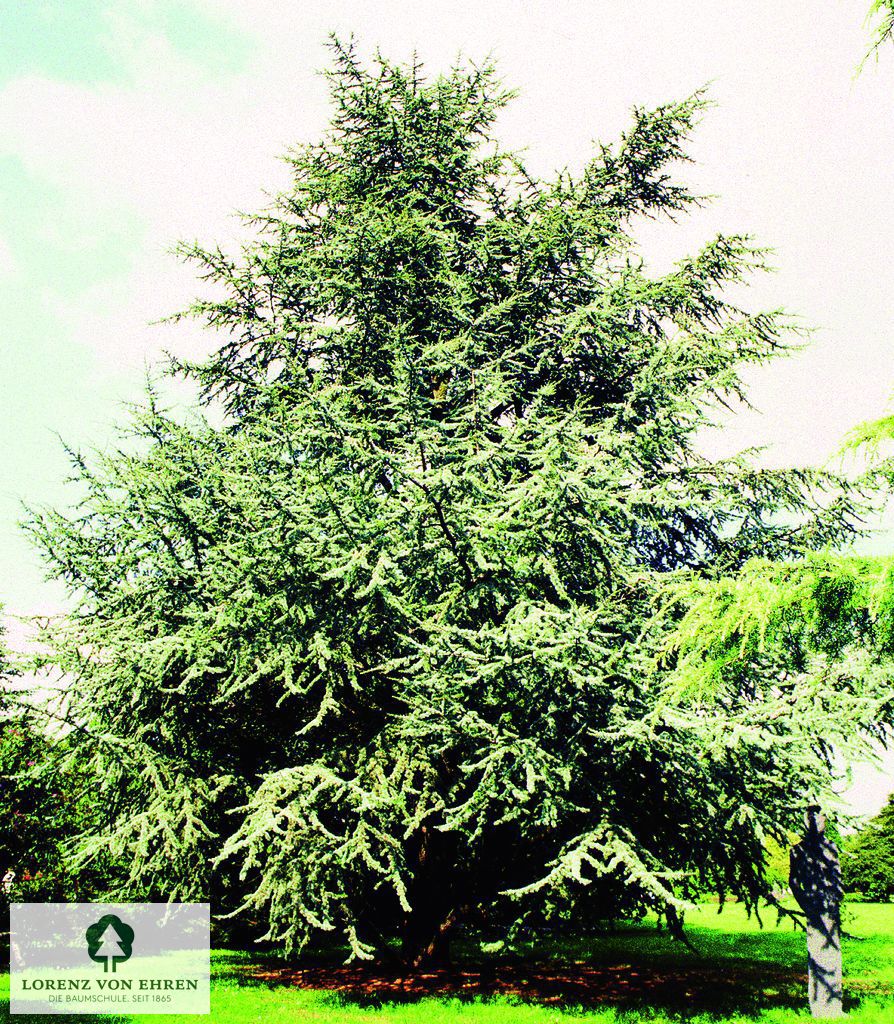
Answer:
[{"left": 3, "top": 902, "right": 893, "bottom": 1022}]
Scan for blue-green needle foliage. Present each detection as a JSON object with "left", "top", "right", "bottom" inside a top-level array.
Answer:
[
  {"left": 26, "top": 40, "right": 889, "bottom": 963},
  {"left": 865, "top": 0, "right": 894, "bottom": 63}
]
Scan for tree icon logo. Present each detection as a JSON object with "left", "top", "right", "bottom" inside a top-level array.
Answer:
[{"left": 85, "top": 915, "right": 134, "bottom": 973}]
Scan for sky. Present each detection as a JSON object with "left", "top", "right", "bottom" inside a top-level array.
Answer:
[{"left": 1, "top": 0, "right": 894, "bottom": 813}]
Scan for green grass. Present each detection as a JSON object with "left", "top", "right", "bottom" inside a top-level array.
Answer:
[{"left": 3, "top": 902, "right": 894, "bottom": 1022}]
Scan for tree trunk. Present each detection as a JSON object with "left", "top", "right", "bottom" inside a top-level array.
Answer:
[
  {"left": 401, "top": 905, "right": 457, "bottom": 968},
  {"left": 401, "top": 826, "right": 458, "bottom": 968}
]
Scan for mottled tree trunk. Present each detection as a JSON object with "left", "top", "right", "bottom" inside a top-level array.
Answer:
[
  {"left": 790, "top": 807, "right": 844, "bottom": 1019},
  {"left": 805, "top": 908, "right": 843, "bottom": 1018}
]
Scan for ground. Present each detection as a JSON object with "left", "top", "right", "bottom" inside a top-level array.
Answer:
[{"left": 3, "top": 902, "right": 894, "bottom": 1022}]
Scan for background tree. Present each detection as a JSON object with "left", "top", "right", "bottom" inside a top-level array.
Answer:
[
  {"left": 842, "top": 793, "right": 894, "bottom": 901},
  {"left": 0, "top": 618, "right": 112, "bottom": 903},
  {"left": 28, "top": 40, "right": 892, "bottom": 964}
]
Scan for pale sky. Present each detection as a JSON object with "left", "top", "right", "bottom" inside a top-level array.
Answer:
[{"left": 1, "top": 1, "right": 893, "bottom": 814}]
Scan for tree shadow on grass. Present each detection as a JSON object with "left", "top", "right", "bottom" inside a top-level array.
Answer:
[{"left": 238, "top": 956, "right": 882, "bottom": 1017}]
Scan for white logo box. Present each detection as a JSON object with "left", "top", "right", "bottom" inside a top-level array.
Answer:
[{"left": 9, "top": 903, "right": 210, "bottom": 1015}]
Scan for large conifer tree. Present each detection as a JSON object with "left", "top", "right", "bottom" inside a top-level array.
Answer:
[{"left": 29, "top": 41, "right": 892, "bottom": 962}]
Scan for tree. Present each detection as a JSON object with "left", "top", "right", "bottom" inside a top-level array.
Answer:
[
  {"left": 96, "top": 929, "right": 124, "bottom": 967},
  {"left": 86, "top": 914, "right": 135, "bottom": 972},
  {"left": 864, "top": 1, "right": 894, "bottom": 64},
  {"left": 843, "top": 793, "right": 894, "bottom": 900},
  {"left": 0, "top": 618, "right": 113, "bottom": 902},
  {"left": 28, "top": 40, "right": 891, "bottom": 964}
]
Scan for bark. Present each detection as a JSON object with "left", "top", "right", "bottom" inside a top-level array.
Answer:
[
  {"left": 402, "top": 906, "right": 457, "bottom": 968},
  {"left": 401, "top": 826, "right": 459, "bottom": 967},
  {"left": 789, "top": 809, "right": 844, "bottom": 1019}
]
